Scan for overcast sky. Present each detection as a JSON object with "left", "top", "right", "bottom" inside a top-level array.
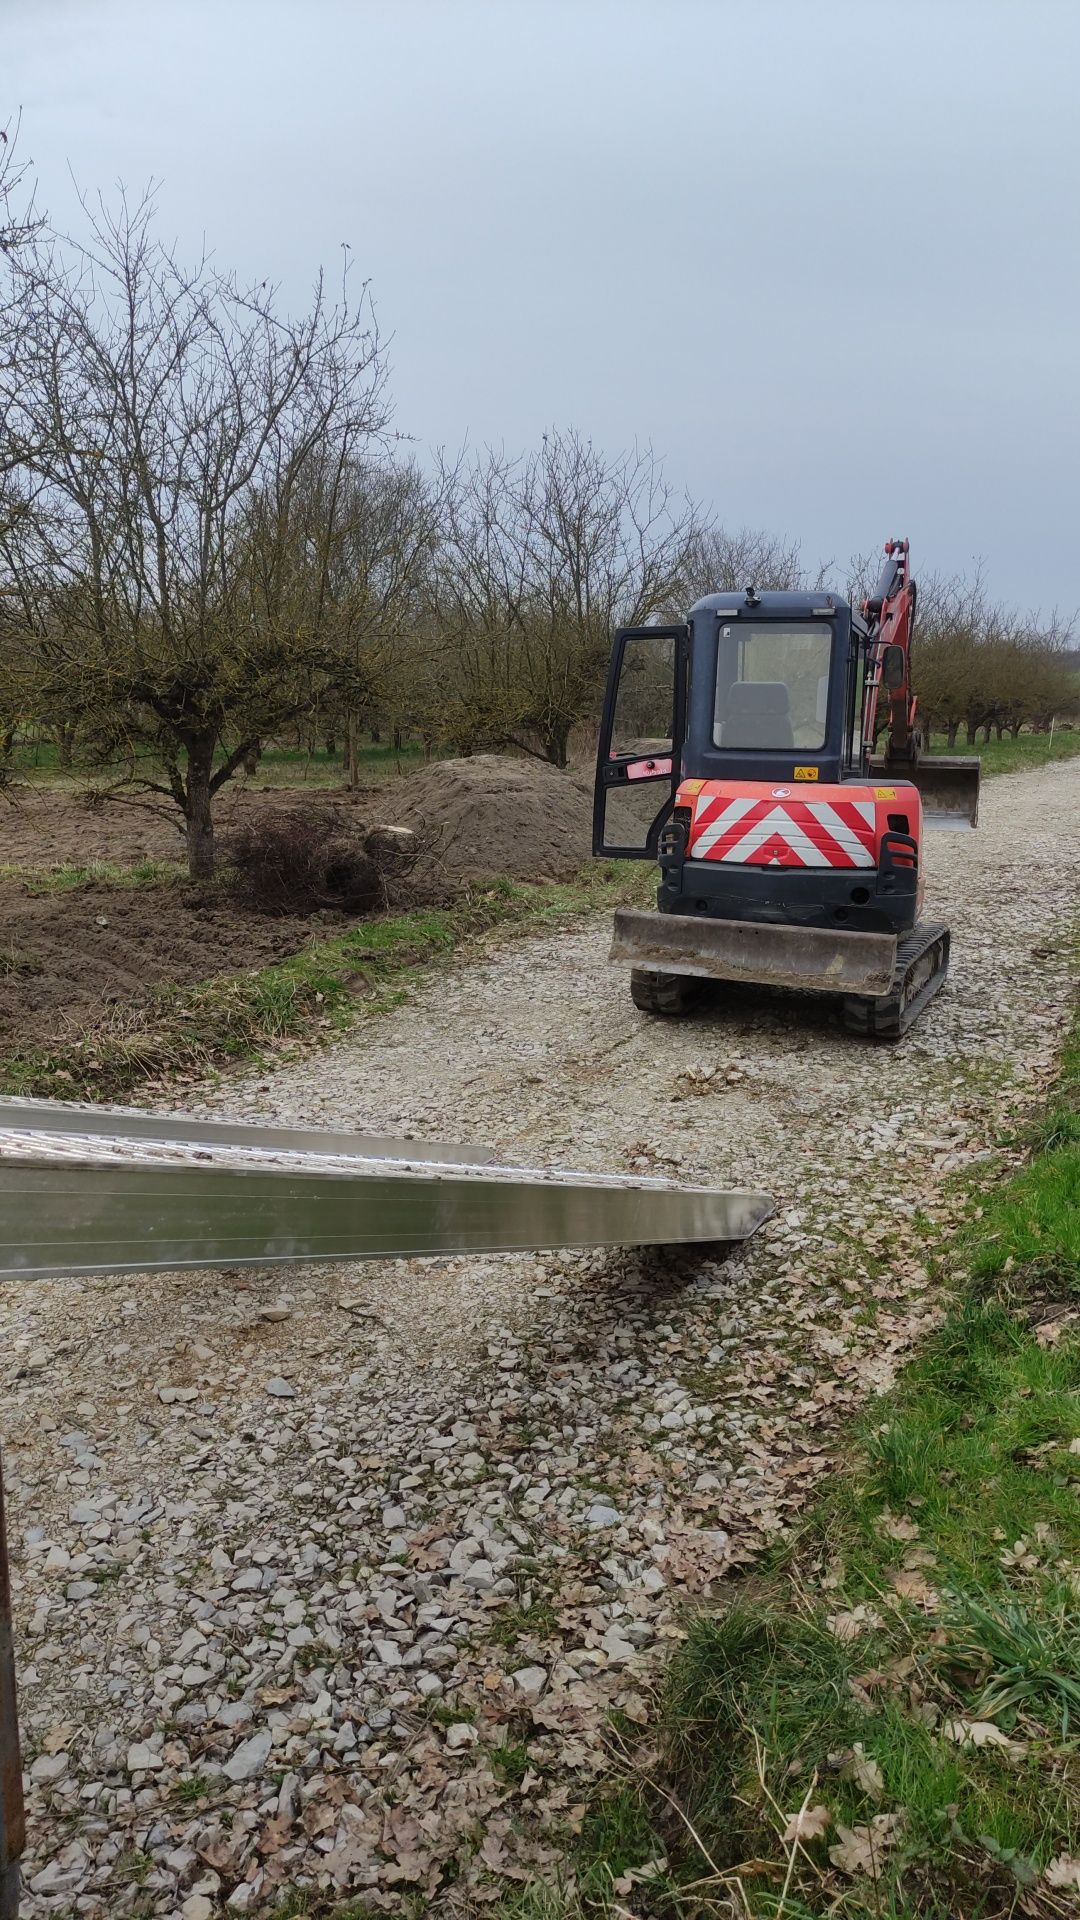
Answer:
[{"left": 7, "top": 0, "right": 1079, "bottom": 612}]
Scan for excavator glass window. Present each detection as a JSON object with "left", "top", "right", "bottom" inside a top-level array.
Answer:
[
  {"left": 713, "top": 622, "right": 832, "bottom": 751},
  {"left": 610, "top": 631, "right": 676, "bottom": 756}
]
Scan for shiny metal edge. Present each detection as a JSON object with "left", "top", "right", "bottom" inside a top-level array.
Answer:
[
  {"left": 0, "top": 1096, "right": 494, "bottom": 1167},
  {"left": 0, "top": 1159, "right": 773, "bottom": 1279}
]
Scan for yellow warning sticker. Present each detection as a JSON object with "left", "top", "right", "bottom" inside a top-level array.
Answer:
[
  {"left": 794, "top": 766, "right": 820, "bottom": 781},
  {"left": 680, "top": 778, "right": 704, "bottom": 794},
  {"left": 874, "top": 785, "right": 897, "bottom": 799}
]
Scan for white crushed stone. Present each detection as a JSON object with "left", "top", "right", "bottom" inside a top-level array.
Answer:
[{"left": 2, "top": 757, "right": 1078, "bottom": 1915}]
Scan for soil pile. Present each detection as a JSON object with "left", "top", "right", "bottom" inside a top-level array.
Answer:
[{"left": 392, "top": 754, "right": 592, "bottom": 883}]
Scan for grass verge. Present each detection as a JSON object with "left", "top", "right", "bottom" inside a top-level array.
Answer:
[
  {"left": 0, "top": 866, "right": 642, "bottom": 1102},
  {"left": 545, "top": 993, "right": 1080, "bottom": 1918},
  {"left": 0, "top": 857, "right": 183, "bottom": 893},
  {"left": 927, "top": 729, "right": 1080, "bottom": 779}
]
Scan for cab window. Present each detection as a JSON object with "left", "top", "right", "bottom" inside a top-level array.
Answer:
[{"left": 713, "top": 622, "right": 832, "bottom": 751}]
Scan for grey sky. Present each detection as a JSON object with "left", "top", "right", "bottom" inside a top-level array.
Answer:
[{"left": 8, "top": 0, "right": 1079, "bottom": 612}]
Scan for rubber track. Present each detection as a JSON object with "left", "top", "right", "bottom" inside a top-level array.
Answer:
[
  {"left": 841, "top": 921, "right": 951, "bottom": 1041},
  {"left": 630, "top": 968, "right": 705, "bottom": 1017}
]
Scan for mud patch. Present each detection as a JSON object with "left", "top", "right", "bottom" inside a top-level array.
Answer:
[
  {"left": 0, "top": 883, "right": 318, "bottom": 1050},
  {"left": 0, "top": 757, "right": 595, "bottom": 1052}
]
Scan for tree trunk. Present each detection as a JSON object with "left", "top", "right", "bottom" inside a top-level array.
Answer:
[
  {"left": 981, "top": 721, "right": 992, "bottom": 743},
  {"left": 392, "top": 725, "right": 402, "bottom": 752},
  {"left": 994, "top": 721, "right": 1004, "bottom": 741},
  {"left": 56, "top": 721, "right": 76, "bottom": 770},
  {"left": 345, "top": 711, "right": 360, "bottom": 790},
  {"left": 324, "top": 732, "right": 337, "bottom": 758},
  {"left": 946, "top": 721, "right": 959, "bottom": 748},
  {"left": 369, "top": 725, "right": 381, "bottom": 743},
  {"left": 965, "top": 720, "right": 978, "bottom": 745},
  {"left": 185, "top": 738, "right": 216, "bottom": 880}
]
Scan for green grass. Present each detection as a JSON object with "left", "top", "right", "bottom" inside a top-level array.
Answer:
[
  {"left": 2, "top": 735, "right": 437, "bottom": 789},
  {"left": 0, "top": 858, "right": 183, "bottom": 894},
  {"left": 268, "top": 1895, "right": 375, "bottom": 1920},
  {"left": 927, "top": 728, "right": 1080, "bottom": 778},
  {"left": 512, "top": 991, "right": 1080, "bottom": 1919},
  {"left": 0, "top": 867, "right": 641, "bottom": 1102},
  {"left": 969, "top": 1013, "right": 1080, "bottom": 1298}
]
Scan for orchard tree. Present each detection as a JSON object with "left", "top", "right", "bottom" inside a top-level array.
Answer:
[
  {"left": 679, "top": 524, "right": 809, "bottom": 601},
  {"left": 314, "top": 456, "right": 445, "bottom": 786},
  {"left": 0, "top": 191, "right": 390, "bottom": 874},
  {"left": 432, "top": 431, "right": 700, "bottom": 767}
]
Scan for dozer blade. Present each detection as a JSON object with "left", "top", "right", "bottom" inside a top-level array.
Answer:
[
  {"left": 612, "top": 907, "right": 898, "bottom": 998},
  {"left": 0, "top": 1098, "right": 772, "bottom": 1280},
  {"left": 870, "top": 754, "right": 981, "bottom": 830}
]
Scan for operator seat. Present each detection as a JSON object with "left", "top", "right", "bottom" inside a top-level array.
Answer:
[{"left": 717, "top": 681, "right": 795, "bottom": 750}]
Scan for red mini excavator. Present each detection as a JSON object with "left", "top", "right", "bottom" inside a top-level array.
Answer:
[{"left": 593, "top": 539, "right": 980, "bottom": 1039}]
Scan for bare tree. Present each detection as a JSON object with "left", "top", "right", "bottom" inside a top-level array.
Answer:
[
  {"left": 315, "top": 456, "right": 445, "bottom": 786},
  {"left": 0, "top": 113, "right": 40, "bottom": 260},
  {"left": 432, "top": 431, "right": 700, "bottom": 767},
  {"left": 0, "top": 190, "right": 390, "bottom": 874},
  {"left": 680, "top": 524, "right": 809, "bottom": 602}
]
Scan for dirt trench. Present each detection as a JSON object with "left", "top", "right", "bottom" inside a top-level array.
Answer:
[{"left": 2, "top": 757, "right": 1079, "bottom": 1914}]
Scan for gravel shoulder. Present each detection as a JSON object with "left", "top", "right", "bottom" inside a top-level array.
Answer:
[{"left": 3, "top": 757, "right": 1079, "bottom": 1915}]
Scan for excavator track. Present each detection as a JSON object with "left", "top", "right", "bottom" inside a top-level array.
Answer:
[
  {"left": 630, "top": 967, "right": 704, "bottom": 1016},
  {"left": 841, "top": 921, "right": 950, "bottom": 1040}
]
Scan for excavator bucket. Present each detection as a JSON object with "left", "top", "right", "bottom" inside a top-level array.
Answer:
[
  {"left": 0, "top": 1097, "right": 773, "bottom": 1279},
  {"left": 612, "top": 908, "right": 898, "bottom": 997},
  {"left": 871, "top": 754, "right": 981, "bottom": 830}
]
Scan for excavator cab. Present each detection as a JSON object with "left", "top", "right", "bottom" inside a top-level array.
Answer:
[{"left": 593, "top": 543, "right": 980, "bottom": 1038}]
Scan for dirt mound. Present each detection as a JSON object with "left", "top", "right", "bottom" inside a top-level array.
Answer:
[{"left": 392, "top": 755, "right": 593, "bottom": 883}]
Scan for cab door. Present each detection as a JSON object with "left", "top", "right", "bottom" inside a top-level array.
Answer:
[{"left": 593, "top": 624, "right": 688, "bottom": 857}]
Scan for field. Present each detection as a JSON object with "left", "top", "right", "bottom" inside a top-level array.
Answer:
[
  {"left": 3, "top": 750, "right": 1078, "bottom": 1917},
  {"left": 0, "top": 730, "right": 1073, "bottom": 1085},
  {"left": 0, "top": 752, "right": 597, "bottom": 1085}
]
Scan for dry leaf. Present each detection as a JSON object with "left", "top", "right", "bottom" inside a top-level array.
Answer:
[
  {"left": 829, "top": 1812, "right": 904, "bottom": 1876},
  {"left": 942, "top": 1719, "right": 1025, "bottom": 1759},
  {"left": 479, "top": 1832, "right": 509, "bottom": 1871},
  {"left": 902, "top": 1545, "right": 938, "bottom": 1569},
  {"left": 782, "top": 1804, "right": 831, "bottom": 1844},
  {"left": 827, "top": 1603, "right": 882, "bottom": 1642},
  {"left": 257, "top": 1815, "right": 294, "bottom": 1856},
  {"left": 889, "top": 1567, "right": 938, "bottom": 1609},
  {"left": 1044, "top": 1855, "right": 1080, "bottom": 1890},
  {"left": 844, "top": 1744, "right": 884, "bottom": 1800},
  {"left": 879, "top": 1508, "right": 920, "bottom": 1542},
  {"left": 1000, "top": 1539, "right": 1039, "bottom": 1572}
]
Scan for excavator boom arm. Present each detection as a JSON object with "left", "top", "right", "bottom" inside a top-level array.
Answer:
[
  {"left": 862, "top": 538, "right": 980, "bottom": 828},
  {"left": 862, "top": 538, "right": 918, "bottom": 766}
]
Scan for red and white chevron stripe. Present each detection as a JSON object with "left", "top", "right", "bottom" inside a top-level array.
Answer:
[{"left": 689, "top": 793, "right": 878, "bottom": 869}]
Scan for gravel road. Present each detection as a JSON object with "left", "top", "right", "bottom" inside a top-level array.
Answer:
[{"left": 4, "top": 756, "right": 1079, "bottom": 1916}]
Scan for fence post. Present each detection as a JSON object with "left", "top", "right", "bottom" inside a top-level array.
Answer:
[{"left": 0, "top": 1447, "right": 24, "bottom": 1920}]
